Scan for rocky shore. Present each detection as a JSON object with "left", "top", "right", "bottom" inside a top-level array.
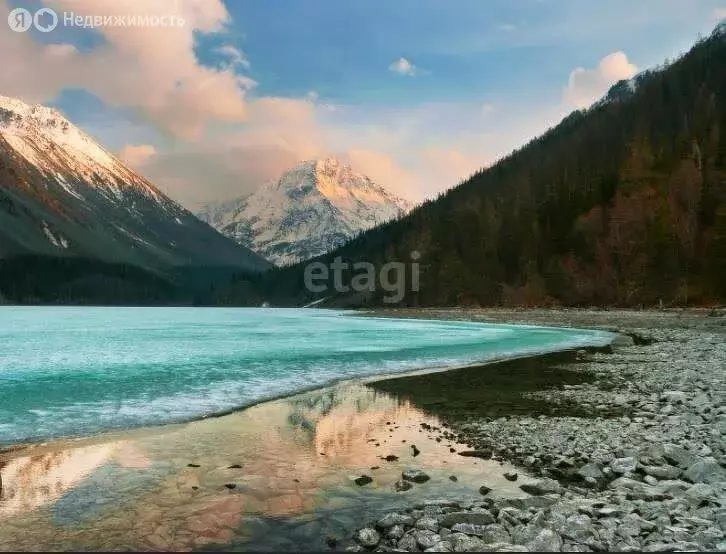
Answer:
[{"left": 345, "top": 310, "right": 726, "bottom": 552}]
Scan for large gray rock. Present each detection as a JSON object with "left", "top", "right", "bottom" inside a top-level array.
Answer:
[
  {"left": 561, "top": 514, "right": 593, "bottom": 542},
  {"left": 414, "top": 530, "right": 442, "bottom": 549},
  {"left": 683, "top": 459, "right": 726, "bottom": 484},
  {"left": 424, "top": 540, "right": 453, "bottom": 552},
  {"left": 510, "top": 524, "right": 544, "bottom": 546},
  {"left": 416, "top": 517, "right": 440, "bottom": 532},
  {"left": 662, "top": 443, "right": 699, "bottom": 469},
  {"left": 507, "top": 494, "right": 561, "bottom": 511},
  {"left": 386, "top": 525, "right": 405, "bottom": 540},
  {"left": 354, "top": 527, "right": 381, "bottom": 548},
  {"left": 526, "top": 529, "right": 563, "bottom": 552},
  {"left": 450, "top": 523, "right": 510, "bottom": 544},
  {"left": 660, "top": 390, "right": 687, "bottom": 403},
  {"left": 642, "top": 464, "right": 682, "bottom": 480},
  {"left": 684, "top": 483, "right": 718, "bottom": 504},
  {"left": 451, "top": 533, "right": 488, "bottom": 552},
  {"left": 398, "top": 533, "right": 418, "bottom": 551},
  {"left": 480, "top": 524, "right": 511, "bottom": 544},
  {"left": 519, "top": 478, "right": 563, "bottom": 496},
  {"left": 576, "top": 463, "right": 604, "bottom": 482},
  {"left": 439, "top": 511, "right": 495, "bottom": 528},
  {"left": 377, "top": 513, "right": 415, "bottom": 529},
  {"left": 450, "top": 523, "right": 488, "bottom": 537},
  {"left": 610, "top": 457, "right": 637, "bottom": 474}
]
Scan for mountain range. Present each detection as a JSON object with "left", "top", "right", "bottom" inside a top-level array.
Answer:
[
  {"left": 251, "top": 23, "right": 726, "bottom": 308},
  {"left": 0, "top": 95, "right": 269, "bottom": 303},
  {"left": 2, "top": 24, "right": 725, "bottom": 307},
  {"left": 198, "top": 159, "right": 412, "bottom": 266}
]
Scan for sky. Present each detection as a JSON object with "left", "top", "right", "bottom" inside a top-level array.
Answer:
[{"left": 1, "top": 0, "right": 725, "bottom": 209}]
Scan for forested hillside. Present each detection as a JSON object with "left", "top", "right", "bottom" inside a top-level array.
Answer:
[{"left": 249, "top": 25, "right": 726, "bottom": 308}]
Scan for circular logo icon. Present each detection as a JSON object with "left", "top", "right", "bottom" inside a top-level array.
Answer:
[
  {"left": 7, "top": 7, "right": 32, "bottom": 32},
  {"left": 33, "top": 7, "right": 58, "bottom": 33}
]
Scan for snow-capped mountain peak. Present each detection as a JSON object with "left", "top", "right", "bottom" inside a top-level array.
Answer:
[
  {"left": 199, "top": 159, "right": 414, "bottom": 266},
  {"left": 0, "top": 94, "right": 269, "bottom": 272},
  {"left": 0, "top": 95, "right": 153, "bottom": 198}
]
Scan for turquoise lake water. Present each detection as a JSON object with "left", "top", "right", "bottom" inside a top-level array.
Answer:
[{"left": 0, "top": 307, "right": 615, "bottom": 446}]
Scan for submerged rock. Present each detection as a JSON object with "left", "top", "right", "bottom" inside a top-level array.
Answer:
[
  {"left": 402, "top": 469, "right": 431, "bottom": 483},
  {"left": 354, "top": 475, "right": 373, "bottom": 486},
  {"left": 377, "top": 513, "right": 414, "bottom": 529},
  {"left": 394, "top": 480, "right": 413, "bottom": 492},
  {"left": 458, "top": 449, "right": 492, "bottom": 459}
]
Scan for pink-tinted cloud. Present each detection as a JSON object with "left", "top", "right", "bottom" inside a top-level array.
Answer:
[
  {"left": 0, "top": 0, "right": 252, "bottom": 139},
  {"left": 563, "top": 51, "right": 637, "bottom": 109},
  {"left": 118, "top": 144, "right": 157, "bottom": 168}
]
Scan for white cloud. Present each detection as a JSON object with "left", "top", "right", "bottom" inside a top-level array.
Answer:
[
  {"left": 389, "top": 57, "right": 417, "bottom": 76},
  {"left": 215, "top": 45, "right": 250, "bottom": 69},
  {"left": 498, "top": 23, "right": 516, "bottom": 32},
  {"left": 563, "top": 51, "right": 637, "bottom": 109},
  {"left": 481, "top": 104, "right": 494, "bottom": 116},
  {"left": 118, "top": 144, "right": 157, "bottom": 168}
]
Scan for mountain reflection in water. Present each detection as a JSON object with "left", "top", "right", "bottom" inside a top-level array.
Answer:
[{"left": 0, "top": 382, "right": 528, "bottom": 551}]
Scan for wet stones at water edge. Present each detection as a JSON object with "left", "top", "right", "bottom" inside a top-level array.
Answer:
[
  {"left": 354, "top": 475, "right": 373, "bottom": 486},
  {"left": 342, "top": 317, "right": 726, "bottom": 552},
  {"left": 394, "top": 480, "right": 413, "bottom": 492},
  {"left": 457, "top": 449, "right": 492, "bottom": 459},
  {"left": 401, "top": 469, "right": 430, "bottom": 483}
]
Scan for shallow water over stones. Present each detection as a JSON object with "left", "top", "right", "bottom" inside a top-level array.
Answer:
[{"left": 0, "top": 380, "right": 532, "bottom": 551}]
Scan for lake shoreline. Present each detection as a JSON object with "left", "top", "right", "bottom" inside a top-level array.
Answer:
[
  {"left": 0, "top": 308, "right": 616, "bottom": 453},
  {"left": 341, "top": 308, "right": 726, "bottom": 552},
  {"left": 1, "top": 308, "right": 724, "bottom": 552}
]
